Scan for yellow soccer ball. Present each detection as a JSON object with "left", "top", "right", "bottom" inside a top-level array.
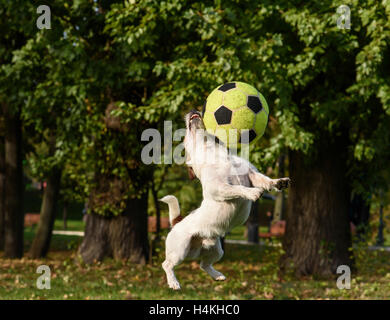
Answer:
[{"left": 202, "top": 81, "right": 269, "bottom": 148}]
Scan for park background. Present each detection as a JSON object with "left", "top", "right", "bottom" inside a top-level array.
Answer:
[{"left": 0, "top": 0, "right": 389, "bottom": 299}]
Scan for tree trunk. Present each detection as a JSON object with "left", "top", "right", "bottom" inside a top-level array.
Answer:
[
  {"left": 2, "top": 104, "right": 24, "bottom": 258},
  {"left": 376, "top": 200, "right": 384, "bottom": 246},
  {"left": 79, "top": 191, "right": 149, "bottom": 264},
  {"left": 0, "top": 137, "right": 5, "bottom": 250},
  {"left": 246, "top": 201, "right": 259, "bottom": 243},
  {"left": 281, "top": 144, "right": 353, "bottom": 277},
  {"left": 273, "top": 154, "right": 286, "bottom": 221},
  {"left": 151, "top": 185, "right": 161, "bottom": 237},
  {"left": 29, "top": 167, "right": 62, "bottom": 258},
  {"left": 349, "top": 193, "right": 370, "bottom": 241},
  {"left": 63, "top": 201, "right": 68, "bottom": 230},
  {"left": 149, "top": 181, "right": 161, "bottom": 262}
]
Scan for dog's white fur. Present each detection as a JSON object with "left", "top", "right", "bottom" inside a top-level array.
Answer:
[{"left": 160, "top": 110, "right": 289, "bottom": 290}]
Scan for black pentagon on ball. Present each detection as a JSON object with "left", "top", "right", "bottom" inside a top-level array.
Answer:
[
  {"left": 214, "top": 106, "right": 232, "bottom": 125},
  {"left": 239, "top": 129, "right": 257, "bottom": 144},
  {"left": 247, "top": 95, "right": 263, "bottom": 114},
  {"left": 218, "top": 82, "right": 236, "bottom": 92}
]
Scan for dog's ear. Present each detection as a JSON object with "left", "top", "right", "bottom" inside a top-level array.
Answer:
[{"left": 187, "top": 166, "right": 196, "bottom": 180}]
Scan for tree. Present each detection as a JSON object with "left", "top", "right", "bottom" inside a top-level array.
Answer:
[
  {"left": 0, "top": 127, "right": 5, "bottom": 250},
  {"left": 0, "top": 1, "right": 37, "bottom": 257},
  {"left": 65, "top": 1, "right": 157, "bottom": 263},
  {"left": 246, "top": 201, "right": 259, "bottom": 244},
  {"left": 277, "top": 1, "right": 390, "bottom": 276},
  {"left": 28, "top": 137, "right": 62, "bottom": 258},
  {"left": 4, "top": 1, "right": 87, "bottom": 258},
  {"left": 273, "top": 154, "right": 286, "bottom": 222},
  {"left": 1, "top": 104, "right": 24, "bottom": 258},
  {"left": 4, "top": 0, "right": 156, "bottom": 262}
]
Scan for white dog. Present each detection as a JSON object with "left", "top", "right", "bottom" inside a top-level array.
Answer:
[{"left": 160, "top": 110, "right": 289, "bottom": 290}]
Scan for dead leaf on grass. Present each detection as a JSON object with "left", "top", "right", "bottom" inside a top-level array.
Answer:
[
  {"left": 264, "top": 292, "right": 274, "bottom": 299},
  {"left": 215, "top": 285, "right": 223, "bottom": 292}
]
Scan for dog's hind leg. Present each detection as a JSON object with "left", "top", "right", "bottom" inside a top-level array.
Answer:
[
  {"left": 200, "top": 238, "right": 226, "bottom": 281},
  {"left": 162, "top": 259, "right": 181, "bottom": 290},
  {"left": 162, "top": 230, "right": 192, "bottom": 290}
]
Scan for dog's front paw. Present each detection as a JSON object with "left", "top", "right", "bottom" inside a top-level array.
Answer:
[
  {"left": 274, "top": 177, "right": 290, "bottom": 191},
  {"left": 245, "top": 188, "right": 263, "bottom": 202}
]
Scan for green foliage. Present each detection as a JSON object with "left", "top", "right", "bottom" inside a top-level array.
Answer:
[
  {"left": 1, "top": 0, "right": 389, "bottom": 215},
  {"left": 106, "top": 0, "right": 390, "bottom": 192}
]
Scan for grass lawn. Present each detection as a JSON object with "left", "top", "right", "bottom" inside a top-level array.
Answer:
[
  {"left": 48, "top": 218, "right": 390, "bottom": 246},
  {"left": 22, "top": 219, "right": 85, "bottom": 251},
  {"left": 225, "top": 225, "right": 270, "bottom": 240},
  {"left": 0, "top": 225, "right": 389, "bottom": 300},
  {"left": 53, "top": 219, "right": 85, "bottom": 231}
]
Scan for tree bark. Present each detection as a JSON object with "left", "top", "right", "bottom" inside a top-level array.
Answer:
[
  {"left": 0, "top": 137, "right": 5, "bottom": 250},
  {"left": 29, "top": 167, "right": 62, "bottom": 258},
  {"left": 349, "top": 193, "right": 370, "bottom": 241},
  {"left": 79, "top": 191, "right": 149, "bottom": 264},
  {"left": 281, "top": 144, "right": 353, "bottom": 277},
  {"left": 63, "top": 201, "right": 68, "bottom": 230},
  {"left": 150, "top": 181, "right": 161, "bottom": 262},
  {"left": 2, "top": 104, "right": 24, "bottom": 258},
  {"left": 273, "top": 154, "right": 286, "bottom": 221},
  {"left": 376, "top": 200, "right": 384, "bottom": 246},
  {"left": 246, "top": 201, "right": 259, "bottom": 243},
  {"left": 151, "top": 180, "right": 161, "bottom": 237}
]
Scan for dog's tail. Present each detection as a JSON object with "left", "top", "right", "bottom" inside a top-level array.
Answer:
[{"left": 159, "top": 195, "right": 183, "bottom": 226}]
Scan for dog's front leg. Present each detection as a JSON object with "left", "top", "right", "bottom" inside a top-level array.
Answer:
[
  {"left": 248, "top": 170, "right": 290, "bottom": 192},
  {"left": 206, "top": 182, "right": 262, "bottom": 202}
]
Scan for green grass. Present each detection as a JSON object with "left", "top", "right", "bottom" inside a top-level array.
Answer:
[
  {"left": 36, "top": 218, "right": 390, "bottom": 246},
  {"left": 23, "top": 230, "right": 82, "bottom": 252},
  {"left": 385, "top": 233, "right": 390, "bottom": 247},
  {"left": 225, "top": 225, "right": 270, "bottom": 241},
  {"left": 53, "top": 219, "right": 85, "bottom": 231},
  {"left": 225, "top": 225, "right": 245, "bottom": 240},
  {"left": 22, "top": 219, "right": 84, "bottom": 251},
  {"left": 1, "top": 229, "right": 390, "bottom": 300}
]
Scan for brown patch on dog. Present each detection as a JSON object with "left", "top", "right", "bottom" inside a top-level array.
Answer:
[
  {"left": 187, "top": 167, "right": 196, "bottom": 180},
  {"left": 172, "top": 215, "right": 184, "bottom": 226}
]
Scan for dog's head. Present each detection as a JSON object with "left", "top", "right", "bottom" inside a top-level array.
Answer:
[
  {"left": 184, "top": 109, "right": 205, "bottom": 180},
  {"left": 184, "top": 109, "right": 227, "bottom": 180},
  {"left": 185, "top": 109, "right": 204, "bottom": 132}
]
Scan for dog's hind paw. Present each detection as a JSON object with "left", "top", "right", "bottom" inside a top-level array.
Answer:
[
  {"left": 168, "top": 280, "right": 181, "bottom": 290},
  {"left": 215, "top": 275, "right": 226, "bottom": 281}
]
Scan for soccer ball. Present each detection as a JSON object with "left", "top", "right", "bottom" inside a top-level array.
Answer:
[{"left": 202, "top": 81, "right": 269, "bottom": 148}]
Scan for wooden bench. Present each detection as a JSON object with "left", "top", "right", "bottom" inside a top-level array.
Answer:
[
  {"left": 259, "top": 220, "right": 286, "bottom": 238},
  {"left": 24, "top": 213, "right": 40, "bottom": 228},
  {"left": 148, "top": 216, "right": 170, "bottom": 233},
  {"left": 259, "top": 221, "right": 357, "bottom": 238}
]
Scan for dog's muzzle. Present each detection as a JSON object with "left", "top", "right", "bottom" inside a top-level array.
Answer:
[
  {"left": 190, "top": 113, "right": 200, "bottom": 121},
  {"left": 187, "top": 110, "right": 203, "bottom": 130}
]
